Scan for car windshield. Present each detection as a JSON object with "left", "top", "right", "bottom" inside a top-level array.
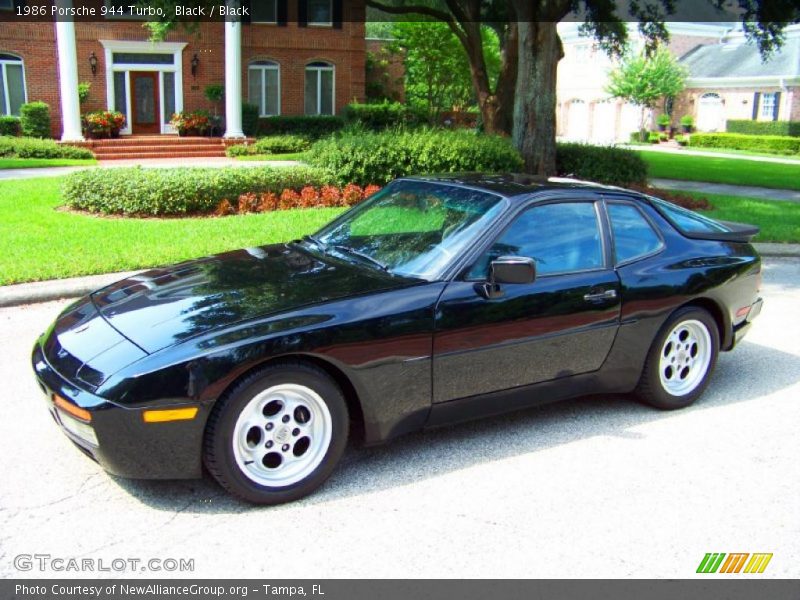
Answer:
[{"left": 312, "top": 180, "right": 505, "bottom": 280}]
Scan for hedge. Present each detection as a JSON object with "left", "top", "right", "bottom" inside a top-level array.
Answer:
[
  {"left": 257, "top": 115, "right": 345, "bottom": 138},
  {"left": 688, "top": 133, "right": 800, "bottom": 155},
  {"left": 555, "top": 143, "right": 648, "bottom": 186},
  {"left": 227, "top": 135, "right": 311, "bottom": 156},
  {"left": 63, "top": 166, "right": 334, "bottom": 216},
  {"left": 0, "top": 116, "right": 20, "bottom": 136},
  {"left": 242, "top": 103, "right": 259, "bottom": 136},
  {"left": 726, "top": 120, "right": 800, "bottom": 137},
  {"left": 20, "top": 102, "right": 51, "bottom": 138},
  {"left": 343, "top": 101, "right": 425, "bottom": 129},
  {"left": 0, "top": 135, "right": 94, "bottom": 159},
  {"left": 307, "top": 129, "right": 524, "bottom": 186}
]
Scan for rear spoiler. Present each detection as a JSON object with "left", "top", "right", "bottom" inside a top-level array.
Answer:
[{"left": 680, "top": 220, "right": 760, "bottom": 243}]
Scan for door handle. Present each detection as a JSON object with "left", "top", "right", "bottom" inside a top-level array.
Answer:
[{"left": 584, "top": 289, "right": 617, "bottom": 302}]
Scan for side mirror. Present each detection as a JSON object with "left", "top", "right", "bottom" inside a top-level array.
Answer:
[
  {"left": 476, "top": 256, "right": 536, "bottom": 299},
  {"left": 490, "top": 256, "right": 536, "bottom": 285}
]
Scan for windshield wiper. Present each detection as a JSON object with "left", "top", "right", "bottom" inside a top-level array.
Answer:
[
  {"left": 301, "top": 234, "right": 327, "bottom": 251},
  {"left": 332, "top": 245, "right": 390, "bottom": 272}
]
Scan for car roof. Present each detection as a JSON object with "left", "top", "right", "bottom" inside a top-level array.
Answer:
[{"left": 403, "top": 173, "right": 640, "bottom": 201}]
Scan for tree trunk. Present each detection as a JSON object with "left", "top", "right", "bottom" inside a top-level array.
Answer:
[{"left": 512, "top": 20, "right": 563, "bottom": 175}]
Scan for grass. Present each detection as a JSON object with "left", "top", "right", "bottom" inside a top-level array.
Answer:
[
  {"left": 1, "top": 177, "right": 797, "bottom": 285},
  {"left": 0, "top": 158, "right": 97, "bottom": 169},
  {"left": 0, "top": 177, "right": 343, "bottom": 285},
  {"left": 234, "top": 152, "right": 307, "bottom": 162},
  {"left": 626, "top": 141, "right": 800, "bottom": 162},
  {"left": 637, "top": 150, "right": 800, "bottom": 191},
  {"left": 695, "top": 193, "right": 800, "bottom": 243}
]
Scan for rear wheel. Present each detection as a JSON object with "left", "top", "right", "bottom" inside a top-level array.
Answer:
[
  {"left": 635, "top": 307, "right": 719, "bottom": 410},
  {"left": 204, "top": 362, "right": 348, "bottom": 504}
]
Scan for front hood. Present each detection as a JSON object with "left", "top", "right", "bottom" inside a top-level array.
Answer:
[{"left": 91, "top": 244, "right": 411, "bottom": 354}]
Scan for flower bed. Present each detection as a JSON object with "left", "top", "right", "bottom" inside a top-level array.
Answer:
[{"left": 216, "top": 184, "right": 382, "bottom": 216}]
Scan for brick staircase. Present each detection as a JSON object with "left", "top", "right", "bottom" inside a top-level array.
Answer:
[{"left": 71, "top": 135, "right": 234, "bottom": 160}]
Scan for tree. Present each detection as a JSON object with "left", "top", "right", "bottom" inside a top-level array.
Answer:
[
  {"left": 606, "top": 46, "right": 688, "bottom": 141},
  {"left": 389, "top": 21, "right": 500, "bottom": 124},
  {"left": 367, "top": 0, "right": 798, "bottom": 175},
  {"left": 146, "top": 0, "right": 799, "bottom": 175}
]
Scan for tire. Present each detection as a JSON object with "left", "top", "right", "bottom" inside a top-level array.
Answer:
[
  {"left": 635, "top": 307, "right": 720, "bottom": 410},
  {"left": 204, "top": 362, "right": 349, "bottom": 505}
]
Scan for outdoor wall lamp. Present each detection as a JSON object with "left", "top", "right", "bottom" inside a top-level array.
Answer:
[
  {"left": 191, "top": 54, "right": 200, "bottom": 78},
  {"left": 89, "top": 52, "right": 98, "bottom": 76}
]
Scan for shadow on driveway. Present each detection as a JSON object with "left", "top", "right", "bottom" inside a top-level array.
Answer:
[{"left": 111, "top": 339, "right": 800, "bottom": 513}]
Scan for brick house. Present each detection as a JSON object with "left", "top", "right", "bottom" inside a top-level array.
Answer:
[
  {"left": 556, "top": 22, "right": 800, "bottom": 143},
  {"left": 0, "top": 0, "right": 365, "bottom": 140}
]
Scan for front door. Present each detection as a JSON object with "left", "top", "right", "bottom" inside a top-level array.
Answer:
[
  {"left": 433, "top": 199, "right": 621, "bottom": 403},
  {"left": 131, "top": 72, "right": 159, "bottom": 134}
]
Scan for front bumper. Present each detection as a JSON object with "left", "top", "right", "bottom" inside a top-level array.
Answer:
[
  {"left": 732, "top": 297, "right": 763, "bottom": 347},
  {"left": 32, "top": 342, "right": 206, "bottom": 479}
]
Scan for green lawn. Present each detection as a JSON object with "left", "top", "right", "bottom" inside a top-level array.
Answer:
[
  {"left": 1, "top": 177, "right": 797, "bottom": 286},
  {"left": 234, "top": 152, "right": 307, "bottom": 162},
  {"left": 695, "top": 193, "right": 800, "bottom": 243},
  {"left": 0, "top": 158, "right": 97, "bottom": 170},
  {"left": 0, "top": 177, "right": 342, "bottom": 285},
  {"left": 638, "top": 150, "right": 800, "bottom": 191},
  {"left": 627, "top": 142, "right": 800, "bottom": 162}
]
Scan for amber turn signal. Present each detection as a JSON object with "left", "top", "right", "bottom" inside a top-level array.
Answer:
[
  {"left": 142, "top": 407, "right": 199, "bottom": 423},
  {"left": 53, "top": 394, "right": 92, "bottom": 422}
]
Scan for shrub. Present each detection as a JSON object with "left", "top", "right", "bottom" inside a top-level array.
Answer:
[
  {"left": 254, "top": 135, "right": 310, "bottom": 154},
  {"left": 0, "top": 116, "right": 20, "bottom": 136},
  {"left": 242, "top": 103, "right": 260, "bottom": 136},
  {"left": 555, "top": 143, "right": 647, "bottom": 186},
  {"left": 225, "top": 144, "right": 253, "bottom": 157},
  {"left": 257, "top": 115, "right": 345, "bottom": 138},
  {"left": 20, "top": 102, "right": 51, "bottom": 138},
  {"left": 657, "top": 114, "right": 671, "bottom": 127},
  {"left": 688, "top": 133, "right": 800, "bottom": 155},
  {"left": 0, "top": 135, "right": 93, "bottom": 159},
  {"left": 215, "top": 184, "right": 383, "bottom": 216},
  {"left": 726, "top": 119, "right": 800, "bottom": 137},
  {"left": 63, "top": 166, "right": 334, "bottom": 216},
  {"left": 308, "top": 128, "right": 523, "bottom": 186},
  {"left": 343, "top": 101, "right": 424, "bottom": 130}
]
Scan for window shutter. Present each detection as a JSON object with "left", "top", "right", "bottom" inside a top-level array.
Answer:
[
  {"left": 277, "top": 0, "right": 287, "bottom": 26},
  {"left": 298, "top": 0, "right": 307, "bottom": 27},
  {"left": 773, "top": 92, "right": 781, "bottom": 121},
  {"left": 333, "top": 0, "right": 343, "bottom": 29},
  {"left": 752, "top": 92, "right": 760, "bottom": 120}
]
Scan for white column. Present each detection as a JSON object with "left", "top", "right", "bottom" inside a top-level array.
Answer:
[
  {"left": 224, "top": 1, "right": 245, "bottom": 139},
  {"left": 55, "top": 0, "right": 84, "bottom": 141}
]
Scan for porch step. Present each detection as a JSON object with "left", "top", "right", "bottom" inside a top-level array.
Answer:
[
  {"left": 64, "top": 135, "right": 250, "bottom": 160},
  {"left": 95, "top": 149, "right": 228, "bottom": 160}
]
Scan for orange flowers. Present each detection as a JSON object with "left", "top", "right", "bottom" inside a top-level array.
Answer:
[{"left": 214, "top": 184, "right": 382, "bottom": 217}]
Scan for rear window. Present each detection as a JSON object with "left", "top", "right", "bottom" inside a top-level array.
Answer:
[{"left": 649, "top": 197, "right": 729, "bottom": 234}]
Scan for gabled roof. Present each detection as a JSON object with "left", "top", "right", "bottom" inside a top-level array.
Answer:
[{"left": 680, "top": 36, "right": 800, "bottom": 79}]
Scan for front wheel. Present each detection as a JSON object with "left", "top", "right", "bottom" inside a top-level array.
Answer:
[
  {"left": 635, "top": 307, "right": 720, "bottom": 410},
  {"left": 204, "top": 362, "right": 349, "bottom": 504}
]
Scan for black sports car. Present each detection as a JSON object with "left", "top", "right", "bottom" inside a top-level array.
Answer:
[{"left": 32, "top": 175, "right": 763, "bottom": 504}]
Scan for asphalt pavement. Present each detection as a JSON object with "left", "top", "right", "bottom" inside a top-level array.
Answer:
[{"left": 1, "top": 258, "right": 798, "bottom": 579}]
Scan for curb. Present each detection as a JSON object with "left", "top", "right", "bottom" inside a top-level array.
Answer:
[
  {"left": 0, "top": 270, "right": 141, "bottom": 308},
  {"left": 1, "top": 246, "right": 798, "bottom": 309}
]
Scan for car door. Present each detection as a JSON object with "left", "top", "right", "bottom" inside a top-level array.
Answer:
[{"left": 433, "top": 197, "right": 622, "bottom": 403}]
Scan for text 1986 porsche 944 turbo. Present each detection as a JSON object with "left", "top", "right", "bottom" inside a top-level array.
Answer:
[{"left": 32, "top": 175, "right": 763, "bottom": 504}]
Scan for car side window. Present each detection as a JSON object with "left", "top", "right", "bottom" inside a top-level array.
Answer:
[
  {"left": 607, "top": 203, "right": 663, "bottom": 265},
  {"left": 468, "top": 202, "right": 604, "bottom": 279}
]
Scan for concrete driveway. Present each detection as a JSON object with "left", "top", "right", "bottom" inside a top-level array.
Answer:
[{"left": 1, "top": 258, "right": 798, "bottom": 579}]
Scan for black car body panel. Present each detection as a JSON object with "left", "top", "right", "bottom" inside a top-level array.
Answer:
[{"left": 31, "top": 175, "right": 763, "bottom": 480}]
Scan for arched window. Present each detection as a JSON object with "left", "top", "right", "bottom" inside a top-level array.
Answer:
[
  {"left": 0, "top": 53, "right": 26, "bottom": 117},
  {"left": 305, "top": 61, "right": 334, "bottom": 116},
  {"left": 248, "top": 60, "right": 280, "bottom": 117}
]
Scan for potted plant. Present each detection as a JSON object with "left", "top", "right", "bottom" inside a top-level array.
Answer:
[
  {"left": 680, "top": 114, "right": 694, "bottom": 133},
  {"left": 656, "top": 113, "right": 670, "bottom": 132},
  {"left": 171, "top": 111, "right": 211, "bottom": 136},
  {"left": 84, "top": 110, "right": 126, "bottom": 138}
]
